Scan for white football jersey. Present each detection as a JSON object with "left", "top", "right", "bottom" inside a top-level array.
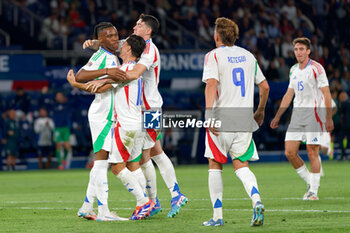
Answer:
[
  {"left": 112, "top": 61, "right": 143, "bottom": 130},
  {"left": 138, "top": 39, "right": 163, "bottom": 109},
  {"left": 202, "top": 45, "right": 265, "bottom": 108},
  {"left": 83, "top": 47, "right": 120, "bottom": 122},
  {"left": 288, "top": 59, "right": 329, "bottom": 124},
  {"left": 202, "top": 45, "right": 265, "bottom": 132},
  {"left": 288, "top": 59, "right": 329, "bottom": 108}
]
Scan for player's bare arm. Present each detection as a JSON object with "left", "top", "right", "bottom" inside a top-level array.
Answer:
[
  {"left": 76, "top": 67, "right": 126, "bottom": 83},
  {"left": 205, "top": 78, "right": 219, "bottom": 136},
  {"left": 270, "top": 88, "right": 295, "bottom": 129},
  {"left": 67, "top": 69, "right": 112, "bottom": 93},
  {"left": 254, "top": 80, "right": 270, "bottom": 126},
  {"left": 320, "top": 86, "right": 334, "bottom": 132},
  {"left": 83, "top": 39, "right": 100, "bottom": 50},
  {"left": 67, "top": 69, "right": 92, "bottom": 92},
  {"left": 126, "top": 63, "right": 147, "bottom": 81},
  {"left": 85, "top": 78, "right": 119, "bottom": 93}
]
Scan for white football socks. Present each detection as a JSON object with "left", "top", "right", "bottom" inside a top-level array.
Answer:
[
  {"left": 295, "top": 164, "right": 311, "bottom": 185},
  {"left": 140, "top": 160, "right": 157, "bottom": 202},
  {"left": 152, "top": 152, "right": 179, "bottom": 198},
  {"left": 132, "top": 167, "right": 147, "bottom": 193},
  {"left": 309, "top": 173, "right": 321, "bottom": 195},
  {"left": 208, "top": 169, "right": 223, "bottom": 221},
  {"left": 93, "top": 160, "right": 110, "bottom": 216},
  {"left": 235, "top": 167, "right": 261, "bottom": 207},
  {"left": 81, "top": 164, "right": 96, "bottom": 211},
  {"left": 117, "top": 168, "right": 148, "bottom": 206}
]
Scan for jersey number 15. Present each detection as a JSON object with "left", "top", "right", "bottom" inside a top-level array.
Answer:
[
  {"left": 232, "top": 68, "right": 245, "bottom": 97},
  {"left": 297, "top": 81, "right": 304, "bottom": 91}
]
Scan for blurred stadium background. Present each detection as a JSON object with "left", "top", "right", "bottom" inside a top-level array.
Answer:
[{"left": 0, "top": 0, "right": 350, "bottom": 170}]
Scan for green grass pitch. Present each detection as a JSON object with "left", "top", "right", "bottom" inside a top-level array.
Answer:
[{"left": 1, "top": 161, "right": 350, "bottom": 233}]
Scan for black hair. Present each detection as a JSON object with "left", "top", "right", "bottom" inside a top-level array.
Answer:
[
  {"left": 126, "top": 35, "right": 146, "bottom": 59},
  {"left": 93, "top": 22, "right": 115, "bottom": 39},
  {"left": 139, "top": 14, "right": 159, "bottom": 37}
]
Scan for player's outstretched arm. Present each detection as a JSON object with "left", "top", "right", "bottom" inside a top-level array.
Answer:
[
  {"left": 76, "top": 68, "right": 126, "bottom": 83},
  {"left": 254, "top": 80, "right": 270, "bottom": 126},
  {"left": 125, "top": 64, "right": 147, "bottom": 81},
  {"left": 83, "top": 39, "right": 100, "bottom": 50},
  {"left": 67, "top": 69, "right": 111, "bottom": 93},
  {"left": 270, "top": 88, "right": 295, "bottom": 129},
  {"left": 320, "top": 86, "right": 334, "bottom": 132}
]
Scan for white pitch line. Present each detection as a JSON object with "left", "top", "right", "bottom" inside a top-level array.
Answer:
[
  {"left": 1, "top": 206, "right": 350, "bottom": 213},
  {"left": 3, "top": 197, "right": 346, "bottom": 204}
]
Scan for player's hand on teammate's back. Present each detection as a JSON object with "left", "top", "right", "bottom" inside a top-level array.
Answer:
[
  {"left": 270, "top": 117, "right": 280, "bottom": 129},
  {"left": 325, "top": 119, "right": 334, "bottom": 132},
  {"left": 254, "top": 109, "right": 265, "bottom": 126},
  {"left": 108, "top": 68, "right": 127, "bottom": 81},
  {"left": 83, "top": 39, "right": 100, "bottom": 50}
]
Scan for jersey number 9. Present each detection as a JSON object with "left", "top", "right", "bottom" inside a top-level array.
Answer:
[{"left": 232, "top": 68, "right": 245, "bottom": 97}]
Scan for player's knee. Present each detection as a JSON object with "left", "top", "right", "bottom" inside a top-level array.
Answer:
[
  {"left": 110, "top": 163, "right": 125, "bottom": 175},
  {"left": 150, "top": 141, "right": 163, "bottom": 156},
  {"left": 285, "top": 149, "right": 297, "bottom": 158},
  {"left": 306, "top": 145, "right": 319, "bottom": 156}
]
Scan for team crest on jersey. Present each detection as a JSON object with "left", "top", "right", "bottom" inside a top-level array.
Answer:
[
  {"left": 143, "top": 110, "right": 161, "bottom": 129},
  {"left": 292, "top": 76, "right": 297, "bottom": 80},
  {"left": 111, "top": 61, "right": 116, "bottom": 66},
  {"left": 88, "top": 61, "right": 93, "bottom": 67}
]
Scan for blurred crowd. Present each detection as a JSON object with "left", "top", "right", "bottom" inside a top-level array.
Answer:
[
  {"left": 8, "top": 0, "right": 348, "bottom": 82},
  {"left": 0, "top": 87, "right": 93, "bottom": 170}
]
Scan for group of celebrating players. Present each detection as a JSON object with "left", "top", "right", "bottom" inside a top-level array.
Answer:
[{"left": 66, "top": 13, "right": 334, "bottom": 227}]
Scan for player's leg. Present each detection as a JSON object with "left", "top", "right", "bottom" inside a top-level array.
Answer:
[
  {"left": 112, "top": 162, "right": 147, "bottom": 205},
  {"left": 285, "top": 140, "right": 311, "bottom": 184},
  {"left": 227, "top": 133, "right": 264, "bottom": 226},
  {"left": 7, "top": 154, "right": 16, "bottom": 171},
  {"left": 110, "top": 128, "right": 154, "bottom": 220},
  {"left": 111, "top": 162, "right": 154, "bottom": 220},
  {"left": 319, "top": 131, "right": 332, "bottom": 176},
  {"left": 38, "top": 147, "right": 43, "bottom": 169},
  {"left": 54, "top": 128, "right": 64, "bottom": 170},
  {"left": 46, "top": 147, "right": 52, "bottom": 169},
  {"left": 203, "top": 158, "right": 224, "bottom": 226},
  {"left": 233, "top": 160, "right": 261, "bottom": 207},
  {"left": 6, "top": 153, "right": 11, "bottom": 171},
  {"left": 151, "top": 139, "right": 181, "bottom": 198},
  {"left": 320, "top": 146, "right": 332, "bottom": 157},
  {"left": 203, "top": 130, "right": 225, "bottom": 226},
  {"left": 233, "top": 159, "right": 264, "bottom": 227},
  {"left": 305, "top": 144, "right": 321, "bottom": 200},
  {"left": 55, "top": 142, "right": 63, "bottom": 170},
  {"left": 62, "top": 127, "right": 72, "bottom": 169},
  {"left": 77, "top": 150, "right": 108, "bottom": 219},
  {"left": 139, "top": 131, "right": 158, "bottom": 211},
  {"left": 78, "top": 120, "right": 112, "bottom": 220},
  {"left": 10, "top": 155, "right": 16, "bottom": 170},
  {"left": 92, "top": 150, "right": 111, "bottom": 219},
  {"left": 127, "top": 160, "right": 146, "bottom": 193},
  {"left": 140, "top": 148, "right": 157, "bottom": 203},
  {"left": 151, "top": 140, "right": 188, "bottom": 217}
]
